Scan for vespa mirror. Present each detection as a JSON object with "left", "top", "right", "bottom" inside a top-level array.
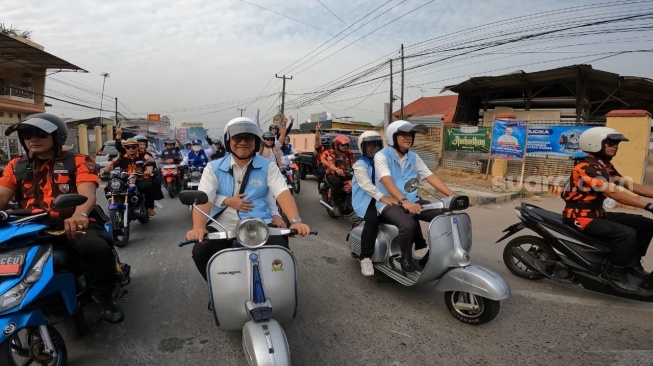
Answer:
[
  {"left": 179, "top": 190, "right": 208, "bottom": 206},
  {"left": 404, "top": 178, "right": 420, "bottom": 193}
]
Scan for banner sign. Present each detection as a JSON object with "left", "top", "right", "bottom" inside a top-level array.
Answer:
[
  {"left": 526, "top": 126, "right": 592, "bottom": 157},
  {"left": 147, "top": 114, "right": 161, "bottom": 122},
  {"left": 444, "top": 126, "right": 491, "bottom": 153},
  {"left": 490, "top": 119, "right": 527, "bottom": 160}
]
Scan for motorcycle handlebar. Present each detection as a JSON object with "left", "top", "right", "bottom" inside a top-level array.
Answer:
[{"left": 177, "top": 229, "right": 318, "bottom": 247}]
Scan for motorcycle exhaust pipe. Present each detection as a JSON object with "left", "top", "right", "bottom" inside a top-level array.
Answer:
[
  {"left": 511, "top": 247, "right": 550, "bottom": 277},
  {"left": 319, "top": 200, "right": 334, "bottom": 211}
]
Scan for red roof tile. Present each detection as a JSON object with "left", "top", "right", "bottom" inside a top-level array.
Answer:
[{"left": 393, "top": 95, "right": 458, "bottom": 122}]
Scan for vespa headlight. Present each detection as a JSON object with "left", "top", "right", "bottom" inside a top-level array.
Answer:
[
  {"left": 0, "top": 248, "right": 51, "bottom": 312},
  {"left": 236, "top": 219, "right": 269, "bottom": 248}
]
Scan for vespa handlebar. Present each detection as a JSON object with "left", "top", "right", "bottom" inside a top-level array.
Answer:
[{"left": 177, "top": 229, "right": 318, "bottom": 247}]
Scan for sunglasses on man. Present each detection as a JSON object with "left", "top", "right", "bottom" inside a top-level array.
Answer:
[
  {"left": 604, "top": 140, "right": 620, "bottom": 147},
  {"left": 232, "top": 134, "right": 256, "bottom": 143},
  {"left": 18, "top": 128, "right": 49, "bottom": 140},
  {"left": 124, "top": 145, "right": 138, "bottom": 150}
]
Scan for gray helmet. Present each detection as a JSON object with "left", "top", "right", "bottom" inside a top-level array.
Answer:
[
  {"left": 7, "top": 113, "right": 68, "bottom": 155},
  {"left": 223, "top": 117, "right": 262, "bottom": 153},
  {"left": 269, "top": 124, "right": 280, "bottom": 132},
  {"left": 262, "top": 131, "right": 275, "bottom": 140}
]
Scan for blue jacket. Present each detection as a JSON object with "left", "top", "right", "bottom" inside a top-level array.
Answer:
[
  {"left": 375, "top": 146, "right": 418, "bottom": 212},
  {"left": 209, "top": 155, "right": 273, "bottom": 223},
  {"left": 352, "top": 157, "right": 375, "bottom": 217},
  {"left": 188, "top": 150, "right": 208, "bottom": 167}
]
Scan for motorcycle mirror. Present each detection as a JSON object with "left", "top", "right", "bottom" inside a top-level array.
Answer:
[
  {"left": 404, "top": 178, "right": 420, "bottom": 193},
  {"left": 120, "top": 171, "right": 129, "bottom": 180},
  {"left": 179, "top": 191, "right": 209, "bottom": 205},
  {"left": 52, "top": 194, "right": 88, "bottom": 209}
]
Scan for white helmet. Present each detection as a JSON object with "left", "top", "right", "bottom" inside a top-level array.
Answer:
[
  {"left": 578, "top": 127, "right": 628, "bottom": 153},
  {"left": 358, "top": 131, "right": 383, "bottom": 158},
  {"left": 223, "top": 117, "right": 262, "bottom": 153},
  {"left": 385, "top": 120, "right": 426, "bottom": 147}
]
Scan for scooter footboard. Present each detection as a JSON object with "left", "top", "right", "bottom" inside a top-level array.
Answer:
[
  {"left": 242, "top": 319, "right": 290, "bottom": 366},
  {"left": 0, "top": 309, "right": 47, "bottom": 344},
  {"left": 207, "top": 246, "right": 297, "bottom": 331},
  {"left": 433, "top": 265, "right": 511, "bottom": 301}
]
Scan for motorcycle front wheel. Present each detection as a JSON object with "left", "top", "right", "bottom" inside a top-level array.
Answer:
[
  {"left": 110, "top": 210, "right": 130, "bottom": 248},
  {"left": 503, "top": 235, "right": 556, "bottom": 280},
  {"left": 0, "top": 325, "right": 68, "bottom": 366},
  {"left": 293, "top": 171, "right": 301, "bottom": 193},
  {"left": 167, "top": 182, "right": 176, "bottom": 198},
  {"left": 444, "top": 291, "right": 500, "bottom": 325}
]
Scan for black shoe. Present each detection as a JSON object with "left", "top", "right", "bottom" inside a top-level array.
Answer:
[
  {"left": 599, "top": 264, "right": 639, "bottom": 294},
  {"left": 400, "top": 257, "right": 415, "bottom": 272},
  {"left": 92, "top": 287, "right": 125, "bottom": 324},
  {"left": 333, "top": 205, "right": 342, "bottom": 217},
  {"left": 627, "top": 263, "right": 650, "bottom": 279}
]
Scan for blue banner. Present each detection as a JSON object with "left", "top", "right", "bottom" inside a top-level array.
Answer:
[
  {"left": 526, "top": 126, "right": 592, "bottom": 157},
  {"left": 490, "top": 119, "right": 527, "bottom": 160}
]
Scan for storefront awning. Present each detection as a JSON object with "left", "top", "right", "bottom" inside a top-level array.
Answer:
[{"left": 0, "top": 34, "right": 86, "bottom": 72}]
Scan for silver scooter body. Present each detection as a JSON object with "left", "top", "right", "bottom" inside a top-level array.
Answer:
[{"left": 348, "top": 195, "right": 510, "bottom": 323}]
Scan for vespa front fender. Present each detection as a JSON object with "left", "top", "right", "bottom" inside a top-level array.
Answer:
[
  {"left": 0, "top": 309, "right": 47, "bottom": 344},
  {"left": 434, "top": 265, "right": 511, "bottom": 301}
]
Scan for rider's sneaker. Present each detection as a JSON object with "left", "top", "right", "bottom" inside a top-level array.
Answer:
[
  {"left": 414, "top": 247, "right": 429, "bottom": 259},
  {"left": 147, "top": 208, "right": 157, "bottom": 216},
  {"left": 599, "top": 263, "right": 639, "bottom": 294},
  {"left": 400, "top": 257, "right": 416, "bottom": 272},
  {"left": 360, "top": 258, "right": 374, "bottom": 276}
]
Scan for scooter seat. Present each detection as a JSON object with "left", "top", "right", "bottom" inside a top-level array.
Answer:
[{"left": 525, "top": 204, "right": 611, "bottom": 249}]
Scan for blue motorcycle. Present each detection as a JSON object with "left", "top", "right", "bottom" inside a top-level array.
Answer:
[
  {"left": 105, "top": 170, "right": 151, "bottom": 248},
  {"left": 0, "top": 194, "right": 131, "bottom": 365}
]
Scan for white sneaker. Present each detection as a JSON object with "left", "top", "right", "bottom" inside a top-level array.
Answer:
[
  {"left": 360, "top": 258, "right": 374, "bottom": 276},
  {"left": 414, "top": 247, "right": 429, "bottom": 259},
  {"left": 154, "top": 200, "right": 163, "bottom": 209}
]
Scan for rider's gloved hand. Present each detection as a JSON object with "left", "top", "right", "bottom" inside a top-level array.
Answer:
[{"left": 644, "top": 203, "right": 653, "bottom": 214}]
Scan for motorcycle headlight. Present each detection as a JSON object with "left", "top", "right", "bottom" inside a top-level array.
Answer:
[
  {"left": 236, "top": 219, "right": 269, "bottom": 248},
  {"left": 110, "top": 178, "right": 125, "bottom": 192},
  {"left": 0, "top": 248, "right": 51, "bottom": 313}
]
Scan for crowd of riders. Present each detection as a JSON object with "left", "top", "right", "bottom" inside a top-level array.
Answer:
[{"left": 1, "top": 111, "right": 651, "bottom": 332}]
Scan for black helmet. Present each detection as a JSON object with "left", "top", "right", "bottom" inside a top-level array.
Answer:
[
  {"left": 163, "top": 139, "right": 175, "bottom": 145},
  {"left": 320, "top": 136, "right": 331, "bottom": 146},
  {"left": 262, "top": 131, "right": 275, "bottom": 140},
  {"left": 7, "top": 113, "right": 68, "bottom": 155},
  {"left": 269, "top": 124, "right": 280, "bottom": 132}
]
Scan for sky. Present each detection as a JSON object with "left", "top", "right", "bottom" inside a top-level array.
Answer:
[{"left": 3, "top": 0, "right": 653, "bottom": 135}]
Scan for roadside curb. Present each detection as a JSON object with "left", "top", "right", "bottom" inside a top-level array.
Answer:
[{"left": 465, "top": 191, "right": 522, "bottom": 206}]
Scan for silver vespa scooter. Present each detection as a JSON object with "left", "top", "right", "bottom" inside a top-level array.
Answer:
[
  {"left": 178, "top": 191, "right": 317, "bottom": 366},
  {"left": 347, "top": 178, "right": 511, "bottom": 324}
]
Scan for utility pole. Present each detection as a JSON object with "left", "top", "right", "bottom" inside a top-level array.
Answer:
[
  {"left": 275, "top": 74, "right": 293, "bottom": 121},
  {"left": 237, "top": 108, "right": 246, "bottom": 116},
  {"left": 400, "top": 44, "right": 405, "bottom": 118},
  {"left": 388, "top": 59, "right": 393, "bottom": 125},
  {"left": 99, "top": 72, "right": 110, "bottom": 125},
  {"left": 115, "top": 97, "right": 119, "bottom": 130}
]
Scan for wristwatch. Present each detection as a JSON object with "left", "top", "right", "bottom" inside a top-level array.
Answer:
[
  {"left": 290, "top": 217, "right": 303, "bottom": 224},
  {"left": 398, "top": 198, "right": 409, "bottom": 205}
]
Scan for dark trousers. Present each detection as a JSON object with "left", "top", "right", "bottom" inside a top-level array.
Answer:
[
  {"left": 380, "top": 199, "right": 437, "bottom": 260},
  {"left": 316, "top": 166, "right": 325, "bottom": 193},
  {"left": 328, "top": 175, "right": 344, "bottom": 203},
  {"left": 360, "top": 200, "right": 380, "bottom": 259},
  {"left": 192, "top": 232, "right": 289, "bottom": 282},
  {"left": 565, "top": 212, "right": 653, "bottom": 267},
  {"left": 136, "top": 180, "right": 155, "bottom": 209},
  {"left": 66, "top": 224, "right": 115, "bottom": 287}
]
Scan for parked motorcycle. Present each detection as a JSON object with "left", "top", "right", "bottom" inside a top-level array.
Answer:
[
  {"left": 318, "top": 168, "right": 354, "bottom": 218},
  {"left": 0, "top": 194, "right": 131, "bottom": 365},
  {"left": 347, "top": 178, "right": 510, "bottom": 324},
  {"left": 161, "top": 158, "right": 183, "bottom": 198},
  {"left": 105, "top": 165, "right": 153, "bottom": 248},
  {"left": 497, "top": 202, "right": 653, "bottom": 301},
  {"left": 177, "top": 191, "right": 317, "bottom": 366},
  {"left": 184, "top": 166, "right": 203, "bottom": 190},
  {"left": 280, "top": 154, "right": 300, "bottom": 194}
]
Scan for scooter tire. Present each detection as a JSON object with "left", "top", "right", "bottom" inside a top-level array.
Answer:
[
  {"left": 167, "top": 182, "right": 176, "bottom": 198},
  {"left": 293, "top": 171, "right": 301, "bottom": 193},
  {"left": 444, "top": 291, "right": 500, "bottom": 325},
  {"left": 110, "top": 210, "right": 130, "bottom": 248},
  {"left": 137, "top": 215, "right": 150, "bottom": 224},
  {"left": 0, "top": 325, "right": 68, "bottom": 366},
  {"left": 503, "top": 235, "right": 556, "bottom": 280}
]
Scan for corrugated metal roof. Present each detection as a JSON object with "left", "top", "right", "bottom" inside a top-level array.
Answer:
[{"left": 0, "top": 34, "right": 86, "bottom": 71}]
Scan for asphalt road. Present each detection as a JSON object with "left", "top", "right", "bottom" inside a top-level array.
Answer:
[{"left": 63, "top": 177, "right": 653, "bottom": 366}]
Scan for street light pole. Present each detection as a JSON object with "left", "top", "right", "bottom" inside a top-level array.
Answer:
[
  {"left": 99, "top": 72, "right": 110, "bottom": 125},
  {"left": 237, "top": 108, "right": 246, "bottom": 117}
]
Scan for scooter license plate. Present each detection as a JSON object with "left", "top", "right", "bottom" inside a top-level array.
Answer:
[
  {"left": 187, "top": 182, "right": 199, "bottom": 187},
  {"left": 163, "top": 164, "right": 177, "bottom": 169},
  {"left": 0, "top": 253, "right": 25, "bottom": 276}
]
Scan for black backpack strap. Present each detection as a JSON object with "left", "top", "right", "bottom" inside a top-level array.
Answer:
[{"left": 62, "top": 153, "right": 77, "bottom": 188}]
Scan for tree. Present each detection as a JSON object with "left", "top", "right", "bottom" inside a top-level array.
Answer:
[{"left": 0, "top": 23, "right": 32, "bottom": 39}]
